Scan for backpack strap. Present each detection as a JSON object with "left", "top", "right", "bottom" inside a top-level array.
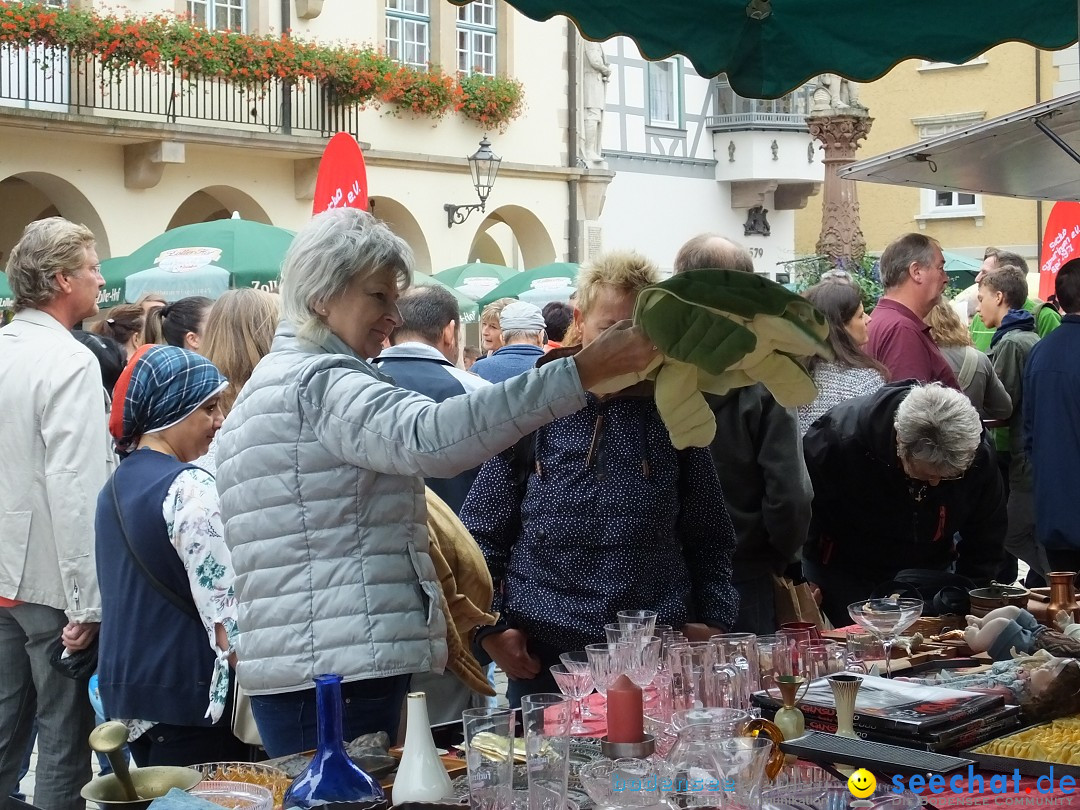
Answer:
[{"left": 957, "top": 346, "right": 979, "bottom": 390}]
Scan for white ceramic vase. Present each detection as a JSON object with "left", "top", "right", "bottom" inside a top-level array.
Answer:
[
  {"left": 827, "top": 674, "right": 861, "bottom": 739},
  {"left": 391, "top": 691, "right": 454, "bottom": 805}
]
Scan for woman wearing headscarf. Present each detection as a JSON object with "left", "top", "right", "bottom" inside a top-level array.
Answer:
[{"left": 95, "top": 344, "right": 248, "bottom": 767}]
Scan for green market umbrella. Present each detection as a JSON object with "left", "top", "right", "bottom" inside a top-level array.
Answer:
[
  {"left": 105, "top": 216, "right": 295, "bottom": 301},
  {"left": 451, "top": 0, "right": 1076, "bottom": 99},
  {"left": 411, "top": 272, "right": 481, "bottom": 323},
  {"left": 942, "top": 250, "right": 981, "bottom": 290},
  {"left": 478, "top": 262, "right": 579, "bottom": 307},
  {"left": 433, "top": 262, "right": 517, "bottom": 302}
]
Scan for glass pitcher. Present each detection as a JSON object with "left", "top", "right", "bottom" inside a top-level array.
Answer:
[{"left": 666, "top": 709, "right": 785, "bottom": 797}]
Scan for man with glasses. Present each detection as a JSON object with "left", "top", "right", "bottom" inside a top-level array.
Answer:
[
  {"left": 0, "top": 218, "right": 114, "bottom": 809},
  {"left": 802, "top": 382, "right": 1005, "bottom": 626},
  {"left": 866, "top": 233, "right": 960, "bottom": 388}
]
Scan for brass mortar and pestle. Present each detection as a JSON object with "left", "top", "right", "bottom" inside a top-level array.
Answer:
[{"left": 80, "top": 721, "right": 202, "bottom": 809}]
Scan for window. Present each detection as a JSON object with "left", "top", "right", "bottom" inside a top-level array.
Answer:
[
  {"left": 648, "top": 58, "right": 680, "bottom": 127},
  {"left": 187, "top": 0, "right": 245, "bottom": 31},
  {"left": 918, "top": 57, "right": 988, "bottom": 71},
  {"left": 912, "top": 112, "right": 986, "bottom": 225},
  {"left": 386, "top": 0, "right": 430, "bottom": 69},
  {"left": 457, "top": 0, "right": 496, "bottom": 76}
]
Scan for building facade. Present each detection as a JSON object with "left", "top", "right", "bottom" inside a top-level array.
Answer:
[
  {"left": 596, "top": 36, "right": 824, "bottom": 279},
  {"left": 794, "top": 43, "right": 1074, "bottom": 269},
  {"left": 0, "top": 0, "right": 580, "bottom": 285}
]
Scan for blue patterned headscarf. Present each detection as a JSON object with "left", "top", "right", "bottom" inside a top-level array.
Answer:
[{"left": 110, "top": 344, "right": 227, "bottom": 453}]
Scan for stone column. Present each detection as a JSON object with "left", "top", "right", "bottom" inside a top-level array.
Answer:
[{"left": 807, "top": 112, "right": 873, "bottom": 264}]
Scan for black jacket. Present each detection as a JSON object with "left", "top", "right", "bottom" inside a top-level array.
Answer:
[
  {"left": 707, "top": 385, "right": 812, "bottom": 582},
  {"left": 802, "top": 382, "right": 1005, "bottom": 625}
]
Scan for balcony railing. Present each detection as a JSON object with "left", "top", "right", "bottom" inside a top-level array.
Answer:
[
  {"left": 0, "top": 43, "right": 366, "bottom": 139},
  {"left": 706, "top": 79, "right": 817, "bottom": 132}
]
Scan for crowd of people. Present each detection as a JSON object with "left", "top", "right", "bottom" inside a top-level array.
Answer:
[{"left": 1, "top": 212, "right": 1078, "bottom": 808}]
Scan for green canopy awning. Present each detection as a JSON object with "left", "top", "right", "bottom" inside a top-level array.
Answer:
[
  {"left": 411, "top": 273, "right": 481, "bottom": 323},
  {"left": 433, "top": 262, "right": 518, "bottom": 301},
  {"left": 478, "top": 262, "right": 579, "bottom": 307},
  {"left": 104, "top": 217, "right": 295, "bottom": 302},
  {"left": 452, "top": 0, "right": 1076, "bottom": 98}
]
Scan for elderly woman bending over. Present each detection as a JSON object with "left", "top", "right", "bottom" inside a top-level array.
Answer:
[
  {"left": 215, "top": 209, "right": 656, "bottom": 756},
  {"left": 801, "top": 382, "right": 1006, "bottom": 627}
]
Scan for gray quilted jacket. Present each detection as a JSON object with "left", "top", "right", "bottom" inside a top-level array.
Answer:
[{"left": 216, "top": 323, "right": 587, "bottom": 695}]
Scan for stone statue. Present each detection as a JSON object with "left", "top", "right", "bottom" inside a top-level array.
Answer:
[
  {"left": 581, "top": 40, "right": 612, "bottom": 167},
  {"left": 810, "top": 74, "right": 866, "bottom": 115}
]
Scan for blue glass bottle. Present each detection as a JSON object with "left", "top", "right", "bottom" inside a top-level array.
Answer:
[{"left": 283, "top": 674, "right": 390, "bottom": 809}]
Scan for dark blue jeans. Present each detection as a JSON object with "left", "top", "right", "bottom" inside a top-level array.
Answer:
[{"left": 250, "top": 675, "right": 410, "bottom": 758}]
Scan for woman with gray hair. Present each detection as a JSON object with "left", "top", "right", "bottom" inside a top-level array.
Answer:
[
  {"left": 802, "top": 381, "right": 1006, "bottom": 626},
  {"left": 214, "top": 208, "right": 657, "bottom": 756}
]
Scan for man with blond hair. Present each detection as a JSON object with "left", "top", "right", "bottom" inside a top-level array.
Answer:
[
  {"left": 0, "top": 217, "right": 114, "bottom": 809},
  {"left": 867, "top": 233, "right": 959, "bottom": 387},
  {"left": 462, "top": 250, "right": 738, "bottom": 707}
]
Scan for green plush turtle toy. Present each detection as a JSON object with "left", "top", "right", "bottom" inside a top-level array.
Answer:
[{"left": 593, "top": 268, "right": 834, "bottom": 449}]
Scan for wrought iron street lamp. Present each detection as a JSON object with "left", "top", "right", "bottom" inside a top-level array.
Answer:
[{"left": 444, "top": 137, "right": 502, "bottom": 228}]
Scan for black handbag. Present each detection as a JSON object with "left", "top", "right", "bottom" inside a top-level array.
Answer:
[
  {"left": 871, "top": 569, "right": 975, "bottom": 616},
  {"left": 47, "top": 633, "right": 98, "bottom": 681}
]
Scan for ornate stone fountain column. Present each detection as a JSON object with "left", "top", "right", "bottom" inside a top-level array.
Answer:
[{"left": 806, "top": 83, "right": 873, "bottom": 264}]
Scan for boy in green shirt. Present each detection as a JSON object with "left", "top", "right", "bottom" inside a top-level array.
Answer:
[{"left": 970, "top": 248, "right": 1061, "bottom": 351}]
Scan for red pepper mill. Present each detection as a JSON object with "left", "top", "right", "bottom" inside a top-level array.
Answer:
[{"left": 602, "top": 674, "right": 655, "bottom": 757}]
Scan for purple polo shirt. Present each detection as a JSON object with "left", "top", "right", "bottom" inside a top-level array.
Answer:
[{"left": 866, "top": 298, "right": 960, "bottom": 389}]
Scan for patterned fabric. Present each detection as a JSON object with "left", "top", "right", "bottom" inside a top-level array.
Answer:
[
  {"left": 797, "top": 362, "right": 884, "bottom": 436},
  {"left": 461, "top": 392, "right": 739, "bottom": 653},
  {"left": 110, "top": 345, "right": 227, "bottom": 453},
  {"left": 119, "top": 467, "right": 238, "bottom": 741}
]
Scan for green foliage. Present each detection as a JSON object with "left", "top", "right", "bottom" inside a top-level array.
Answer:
[{"left": 790, "top": 255, "right": 884, "bottom": 313}]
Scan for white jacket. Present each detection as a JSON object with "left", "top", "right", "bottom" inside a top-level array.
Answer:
[
  {"left": 0, "top": 309, "right": 113, "bottom": 622},
  {"left": 216, "top": 324, "right": 587, "bottom": 694}
]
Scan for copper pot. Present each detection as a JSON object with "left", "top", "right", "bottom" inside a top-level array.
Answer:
[{"left": 968, "top": 584, "right": 1029, "bottom": 618}]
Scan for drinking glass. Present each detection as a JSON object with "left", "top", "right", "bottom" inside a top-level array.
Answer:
[
  {"left": 846, "top": 630, "right": 887, "bottom": 673},
  {"left": 521, "top": 694, "right": 571, "bottom": 810},
  {"left": 711, "top": 632, "right": 760, "bottom": 704},
  {"left": 617, "top": 609, "right": 658, "bottom": 637},
  {"left": 798, "top": 639, "right": 853, "bottom": 680},
  {"left": 756, "top": 635, "right": 797, "bottom": 692},
  {"left": 666, "top": 642, "right": 713, "bottom": 711},
  {"left": 606, "top": 621, "right": 646, "bottom": 644},
  {"left": 558, "top": 650, "right": 596, "bottom": 718},
  {"left": 586, "top": 642, "right": 631, "bottom": 698},
  {"left": 549, "top": 664, "right": 593, "bottom": 734},
  {"left": 462, "top": 707, "right": 515, "bottom": 810},
  {"left": 627, "top": 635, "right": 662, "bottom": 689},
  {"left": 847, "top": 598, "right": 923, "bottom": 678}
]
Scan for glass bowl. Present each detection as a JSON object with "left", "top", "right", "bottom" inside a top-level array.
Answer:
[
  {"left": 187, "top": 780, "right": 274, "bottom": 809},
  {"left": 192, "top": 762, "right": 291, "bottom": 808},
  {"left": 577, "top": 758, "right": 676, "bottom": 807}
]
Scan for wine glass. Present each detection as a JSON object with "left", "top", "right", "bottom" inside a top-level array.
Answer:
[
  {"left": 585, "top": 642, "right": 631, "bottom": 699},
  {"left": 617, "top": 609, "right": 658, "bottom": 637},
  {"left": 559, "top": 651, "right": 596, "bottom": 718},
  {"left": 847, "top": 598, "right": 923, "bottom": 678},
  {"left": 605, "top": 621, "right": 646, "bottom": 644},
  {"left": 627, "top": 635, "right": 662, "bottom": 688},
  {"left": 550, "top": 664, "right": 593, "bottom": 734}
]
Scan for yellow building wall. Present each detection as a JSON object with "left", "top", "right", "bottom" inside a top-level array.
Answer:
[{"left": 795, "top": 44, "right": 1059, "bottom": 261}]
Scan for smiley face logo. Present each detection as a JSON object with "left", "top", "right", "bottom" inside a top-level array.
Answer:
[{"left": 848, "top": 768, "right": 877, "bottom": 798}]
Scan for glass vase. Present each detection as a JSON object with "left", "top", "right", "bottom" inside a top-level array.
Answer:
[{"left": 283, "top": 674, "right": 390, "bottom": 810}]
